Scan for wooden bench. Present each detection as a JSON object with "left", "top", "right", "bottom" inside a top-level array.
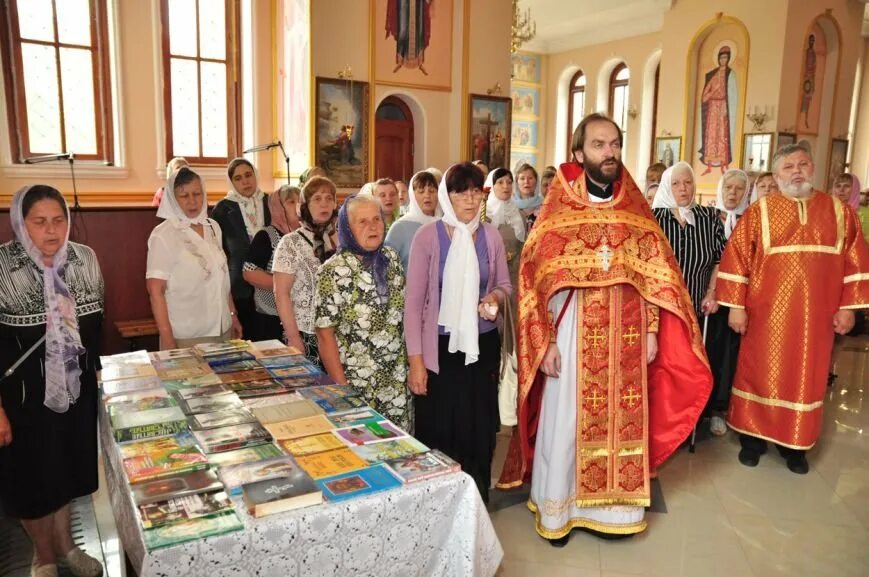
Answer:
[{"left": 115, "top": 318, "right": 159, "bottom": 351}]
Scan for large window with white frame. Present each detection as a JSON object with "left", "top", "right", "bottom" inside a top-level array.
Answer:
[
  {"left": 160, "top": 0, "right": 240, "bottom": 165},
  {"left": 609, "top": 63, "right": 629, "bottom": 160},
  {"left": 0, "top": 0, "right": 114, "bottom": 163}
]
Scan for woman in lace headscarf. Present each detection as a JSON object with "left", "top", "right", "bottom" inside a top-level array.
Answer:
[{"left": 0, "top": 185, "right": 105, "bottom": 577}]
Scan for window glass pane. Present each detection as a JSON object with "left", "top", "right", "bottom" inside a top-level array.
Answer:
[
  {"left": 168, "top": 0, "right": 198, "bottom": 57},
  {"left": 21, "top": 43, "right": 62, "bottom": 153},
  {"left": 60, "top": 48, "right": 97, "bottom": 154},
  {"left": 17, "top": 0, "right": 55, "bottom": 42},
  {"left": 571, "top": 91, "right": 585, "bottom": 130},
  {"left": 616, "top": 66, "right": 630, "bottom": 81},
  {"left": 198, "top": 0, "right": 226, "bottom": 60},
  {"left": 200, "top": 61, "right": 227, "bottom": 158},
  {"left": 56, "top": 0, "right": 92, "bottom": 46},
  {"left": 170, "top": 58, "right": 200, "bottom": 156},
  {"left": 575, "top": 74, "right": 585, "bottom": 88}
]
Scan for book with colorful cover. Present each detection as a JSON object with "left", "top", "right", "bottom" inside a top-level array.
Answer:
[
  {"left": 152, "top": 356, "right": 207, "bottom": 372},
  {"left": 326, "top": 407, "right": 386, "bottom": 428},
  {"left": 258, "top": 354, "right": 308, "bottom": 369},
  {"left": 241, "top": 391, "right": 304, "bottom": 409},
  {"left": 384, "top": 450, "right": 461, "bottom": 484},
  {"left": 219, "top": 456, "right": 300, "bottom": 495},
  {"left": 296, "top": 448, "right": 368, "bottom": 479},
  {"left": 122, "top": 432, "right": 209, "bottom": 484},
  {"left": 104, "top": 387, "right": 171, "bottom": 410},
  {"left": 138, "top": 490, "right": 233, "bottom": 529},
  {"left": 262, "top": 415, "right": 334, "bottom": 440},
  {"left": 316, "top": 464, "right": 402, "bottom": 502},
  {"left": 179, "top": 392, "right": 243, "bottom": 415},
  {"left": 219, "top": 368, "right": 272, "bottom": 384},
  {"left": 298, "top": 384, "right": 360, "bottom": 403},
  {"left": 250, "top": 340, "right": 303, "bottom": 358},
  {"left": 310, "top": 395, "right": 368, "bottom": 413},
  {"left": 275, "top": 374, "right": 335, "bottom": 389},
  {"left": 210, "top": 359, "right": 263, "bottom": 374},
  {"left": 242, "top": 472, "right": 322, "bottom": 518},
  {"left": 193, "top": 423, "right": 272, "bottom": 454},
  {"left": 267, "top": 363, "right": 321, "bottom": 380},
  {"left": 161, "top": 373, "right": 224, "bottom": 392},
  {"left": 143, "top": 511, "right": 244, "bottom": 551},
  {"left": 171, "top": 384, "right": 233, "bottom": 400},
  {"left": 101, "top": 375, "right": 164, "bottom": 397},
  {"left": 278, "top": 433, "right": 346, "bottom": 457},
  {"left": 188, "top": 407, "right": 257, "bottom": 430},
  {"left": 99, "top": 350, "right": 154, "bottom": 382},
  {"left": 110, "top": 406, "right": 189, "bottom": 443},
  {"left": 131, "top": 469, "right": 223, "bottom": 506},
  {"left": 349, "top": 437, "right": 429, "bottom": 464},
  {"left": 203, "top": 350, "right": 256, "bottom": 366},
  {"left": 149, "top": 348, "right": 195, "bottom": 361},
  {"left": 226, "top": 378, "right": 284, "bottom": 398},
  {"left": 156, "top": 364, "right": 214, "bottom": 382},
  {"left": 193, "top": 340, "right": 251, "bottom": 357},
  {"left": 206, "top": 443, "right": 284, "bottom": 469},
  {"left": 334, "top": 421, "right": 406, "bottom": 446},
  {"left": 250, "top": 399, "right": 323, "bottom": 424}
]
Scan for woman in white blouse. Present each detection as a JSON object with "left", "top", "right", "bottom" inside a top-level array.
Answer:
[
  {"left": 273, "top": 176, "right": 338, "bottom": 363},
  {"left": 147, "top": 167, "right": 242, "bottom": 349}
]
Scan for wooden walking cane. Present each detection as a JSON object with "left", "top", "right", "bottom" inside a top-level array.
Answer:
[{"left": 689, "top": 314, "right": 710, "bottom": 454}]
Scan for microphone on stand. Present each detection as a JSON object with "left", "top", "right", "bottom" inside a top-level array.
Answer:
[
  {"left": 243, "top": 141, "right": 291, "bottom": 185},
  {"left": 22, "top": 152, "right": 82, "bottom": 238}
]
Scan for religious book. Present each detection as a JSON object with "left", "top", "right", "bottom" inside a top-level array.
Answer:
[
  {"left": 210, "top": 359, "right": 263, "bottom": 374},
  {"left": 349, "top": 437, "right": 429, "bottom": 464},
  {"left": 250, "top": 340, "right": 303, "bottom": 358},
  {"left": 101, "top": 375, "right": 164, "bottom": 397},
  {"left": 241, "top": 391, "right": 304, "bottom": 409},
  {"left": 262, "top": 415, "right": 334, "bottom": 440},
  {"left": 250, "top": 398, "right": 323, "bottom": 424},
  {"left": 274, "top": 374, "right": 335, "bottom": 390},
  {"left": 227, "top": 378, "right": 285, "bottom": 399},
  {"left": 206, "top": 443, "right": 284, "bottom": 469},
  {"left": 110, "top": 406, "right": 188, "bottom": 443},
  {"left": 192, "top": 423, "right": 272, "bottom": 454},
  {"left": 311, "top": 395, "right": 368, "bottom": 413},
  {"left": 203, "top": 350, "right": 256, "bottom": 366},
  {"left": 99, "top": 350, "right": 152, "bottom": 371},
  {"left": 131, "top": 469, "right": 223, "bottom": 506},
  {"left": 171, "top": 384, "right": 233, "bottom": 401},
  {"left": 98, "top": 360, "right": 158, "bottom": 382},
  {"left": 315, "top": 464, "right": 402, "bottom": 502},
  {"left": 156, "top": 365, "right": 214, "bottom": 382},
  {"left": 103, "top": 387, "right": 171, "bottom": 411},
  {"left": 334, "top": 421, "right": 406, "bottom": 446},
  {"left": 278, "top": 433, "right": 346, "bottom": 457},
  {"left": 258, "top": 354, "right": 309, "bottom": 369},
  {"left": 267, "top": 363, "right": 321, "bottom": 380},
  {"left": 384, "top": 450, "right": 461, "bottom": 484},
  {"left": 138, "top": 490, "right": 233, "bottom": 529},
  {"left": 161, "top": 373, "right": 224, "bottom": 392},
  {"left": 219, "top": 368, "right": 272, "bottom": 384},
  {"left": 149, "top": 348, "right": 195, "bottom": 361},
  {"left": 179, "top": 392, "right": 243, "bottom": 415},
  {"left": 295, "top": 448, "right": 368, "bottom": 480},
  {"left": 298, "top": 384, "right": 360, "bottom": 402},
  {"left": 193, "top": 340, "right": 251, "bottom": 357},
  {"left": 122, "top": 432, "right": 209, "bottom": 484},
  {"left": 152, "top": 356, "right": 208, "bottom": 372},
  {"left": 219, "top": 456, "right": 300, "bottom": 495},
  {"left": 143, "top": 511, "right": 244, "bottom": 551},
  {"left": 187, "top": 407, "right": 257, "bottom": 430},
  {"left": 326, "top": 407, "right": 386, "bottom": 428},
  {"left": 242, "top": 471, "right": 322, "bottom": 518}
]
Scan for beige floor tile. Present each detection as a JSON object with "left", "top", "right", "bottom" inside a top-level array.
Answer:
[
  {"left": 496, "top": 558, "right": 600, "bottom": 577},
  {"left": 731, "top": 514, "right": 869, "bottom": 577},
  {"left": 655, "top": 452, "right": 727, "bottom": 514}
]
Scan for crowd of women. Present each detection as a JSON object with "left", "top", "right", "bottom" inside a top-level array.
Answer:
[{"left": 1, "top": 143, "right": 867, "bottom": 576}]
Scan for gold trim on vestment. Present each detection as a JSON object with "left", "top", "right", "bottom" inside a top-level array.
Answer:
[
  {"left": 844, "top": 273, "right": 869, "bottom": 284},
  {"left": 725, "top": 422, "right": 817, "bottom": 451},
  {"left": 526, "top": 499, "right": 648, "bottom": 539},
  {"left": 731, "top": 388, "right": 824, "bottom": 412},
  {"left": 717, "top": 271, "right": 749, "bottom": 284},
  {"left": 716, "top": 300, "right": 745, "bottom": 309},
  {"left": 840, "top": 303, "right": 869, "bottom": 310},
  {"left": 760, "top": 195, "right": 845, "bottom": 255}
]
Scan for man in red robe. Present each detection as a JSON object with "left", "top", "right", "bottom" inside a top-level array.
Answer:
[
  {"left": 717, "top": 143, "right": 869, "bottom": 474},
  {"left": 497, "top": 113, "right": 712, "bottom": 545}
]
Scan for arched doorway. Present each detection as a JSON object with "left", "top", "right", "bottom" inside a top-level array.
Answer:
[{"left": 375, "top": 95, "right": 414, "bottom": 182}]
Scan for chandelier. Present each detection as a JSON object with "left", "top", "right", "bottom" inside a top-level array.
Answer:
[{"left": 511, "top": 0, "right": 536, "bottom": 54}]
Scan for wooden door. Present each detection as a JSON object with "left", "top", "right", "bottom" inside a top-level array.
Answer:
[{"left": 375, "top": 96, "right": 414, "bottom": 182}]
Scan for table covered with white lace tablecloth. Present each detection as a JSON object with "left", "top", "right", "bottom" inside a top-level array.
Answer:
[{"left": 99, "top": 410, "right": 504, "bottom": 577}]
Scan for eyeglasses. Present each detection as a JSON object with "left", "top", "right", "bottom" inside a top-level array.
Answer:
[{"left": 449, "top": 189, "right": 484, "bottom": 200}]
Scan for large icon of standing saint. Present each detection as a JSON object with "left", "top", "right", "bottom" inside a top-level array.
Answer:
[
  {"left": 385, "top": 0, "right": 433, "bottom": 75},
  {"left": 698, "top": 45, "right": 737, "bottom": 176}
]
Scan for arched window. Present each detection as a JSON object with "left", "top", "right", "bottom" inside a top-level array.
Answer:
[
  {"left": 609, "top": 63, "right": 630, "bottom": 157},
  {"left": 567, "top": 70, "right": 586, "bottom": 151}
]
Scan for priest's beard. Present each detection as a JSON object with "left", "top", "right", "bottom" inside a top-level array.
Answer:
[
  {"left": 582, "top": 156, "right": 621, "bottom": 187},
  {"left": 777, "top": 178, "right": 812, "bottom": 199}
]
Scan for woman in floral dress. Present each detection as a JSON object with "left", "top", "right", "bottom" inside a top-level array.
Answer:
[{"left": 315, "top": 194, "right": 411, "bottom": 430}]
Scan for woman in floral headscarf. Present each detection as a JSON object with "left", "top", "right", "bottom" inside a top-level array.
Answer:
[
  {"left": 0, "top": 186, "right": 105, "bottom": 577},
  {"left": 314, "top": 194, "right": 410, "bottom": 429}
]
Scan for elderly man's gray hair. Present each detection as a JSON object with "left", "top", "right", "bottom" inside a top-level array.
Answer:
[{"left": 771, "top": 143, "right": 813, "bottom": 172}]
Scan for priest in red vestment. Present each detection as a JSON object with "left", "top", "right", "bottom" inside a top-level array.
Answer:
[
  {"left": 717, "top": 143, "right": 869, "bottom": 474},
  {"left": 496, "top": 113, "right": 712, "bottom": 545}
]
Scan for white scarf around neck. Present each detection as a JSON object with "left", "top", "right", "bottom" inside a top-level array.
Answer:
[
  {"left": 715, "top": 169, "right": 750, "bottom": 239},
  {"left": 157, "top": 168, "right": 209, "bottom": 228},
  {"left": 485, "top": 169, "right": 525, "bottom": 241},
  {"left": 395, "top": 172, "right": 442, "bottom": 226},
  {"left": 652, "top": 161, "right": 697, "bottom": 227},
  {"left": 226, "top": 162, "right": 265, "bottom": 238}
]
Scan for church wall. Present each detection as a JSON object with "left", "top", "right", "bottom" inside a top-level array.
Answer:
[{"left": 851, "top": 38, "right": 869, "bottom": 185}]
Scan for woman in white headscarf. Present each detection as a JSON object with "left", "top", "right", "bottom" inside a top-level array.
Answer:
[
  {"left": 716, "top": 169, "right": 750, "bottom": 239},
  {"left": 404, "top": 162, "right": 511, "bottom": 503},
  {"left": 652, "top": 162, "right": 726, "bottom": 318},
  {"left": 211, "top": 158, "right": 271, "bottom": 336},
  {"left": 0, "top": 186, "right": 105, "bottom": 577},
  {"left": 385, "top": 170, "right": 442, "bottom": 270},
  {"left": 147, "top": 167, "right": 241, "bottom": 349}
]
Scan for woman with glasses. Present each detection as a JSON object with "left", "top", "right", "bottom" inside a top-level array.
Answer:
[{"left": 404, "top": 162, "right": 512, "bottom": 503}]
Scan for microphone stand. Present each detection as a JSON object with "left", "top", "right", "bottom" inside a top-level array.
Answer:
[
  {"left": 23, "top": 152, "right": 83, "bottom": 239},
  {"left": 242, "top": 141, "right": 291, "bottom": 185}
]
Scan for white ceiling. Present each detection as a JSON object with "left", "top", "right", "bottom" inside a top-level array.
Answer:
[{"left": 517, "top": 0, "right": 674, "bottom": 54}]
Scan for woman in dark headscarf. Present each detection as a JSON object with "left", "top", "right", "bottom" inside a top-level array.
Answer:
[
  {"left": 0, "top": 186, "right": 105, "bottom": 577},
  {"left": 313, "top": 193, "right": 411, "bottom": 429},
  {"left": 273, "top": 177, "right": 338, "bottom": 364}
]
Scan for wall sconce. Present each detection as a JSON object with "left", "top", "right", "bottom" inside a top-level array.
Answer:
[
  {"left": 337, "top": 65, "right": 353, "bottom": 80},
  {"left": 486, "top": 82, "right": 502, "bottom": 96},
  {"left": 660, "top": 129, "right": 673, "bottom": 137},
  {"left": 627, "top": 105, "right": 638, "bottom": 119},
  {"left": 746, "top": 105, "right": 773, "bottom": 132}
]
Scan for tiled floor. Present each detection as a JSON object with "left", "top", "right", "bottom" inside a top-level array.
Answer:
[{"left": 488, "top": 335, "right": 869, "bottom": 577}]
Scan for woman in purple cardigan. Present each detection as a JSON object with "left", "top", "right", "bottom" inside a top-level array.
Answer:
[{"left": 404, "top": 162, "right": 512, "bottom": 503}]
